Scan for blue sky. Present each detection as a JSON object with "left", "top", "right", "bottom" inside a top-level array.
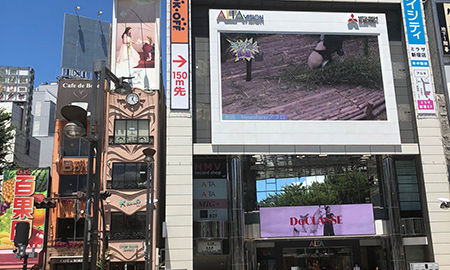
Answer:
[{"left": 0, "top": 0, "right": 113, "bottom": 87}]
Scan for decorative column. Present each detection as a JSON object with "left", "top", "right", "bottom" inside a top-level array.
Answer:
[{"left": 230, "top": 156, "right": 246, "bottom": 270}]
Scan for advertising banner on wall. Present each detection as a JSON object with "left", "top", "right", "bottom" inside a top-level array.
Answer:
[
  {"left": 193, "top": 158, "right": 228, "bottom": 221},
  {"left": 115, "top": 0, "right": 160, "bottom": 90},
  {"left": 209, "top": 10, "right": 401, "bottom": 146},
  {"left": 260, "top": 204, "right": 375, "bottom": 238},
  {"left": 0, "top": 168, "right": 50, "bottom": 249},
  {"left": 402, "top": 0, "right": 436, "bottom": 115}
]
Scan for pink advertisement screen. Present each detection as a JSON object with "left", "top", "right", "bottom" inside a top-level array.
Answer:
[{"left": 260, "top": 204, "right": 375, "bottom": 238}]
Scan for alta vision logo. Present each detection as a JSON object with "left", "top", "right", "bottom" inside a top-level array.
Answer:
[{"left": 216, "top": 10, "right": 264, "bottom": 25}]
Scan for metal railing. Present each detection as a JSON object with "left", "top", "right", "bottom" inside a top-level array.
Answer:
[{"left": 400, "top": 217, "right": 425, "bottom": 236}]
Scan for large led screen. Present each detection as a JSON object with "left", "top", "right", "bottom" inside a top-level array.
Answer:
[
  {"left": 260, "top": 204, "right": 375, "bottom": 238},
  {"left": 210, "top": 10, "right": 401, "bottom": 145}
]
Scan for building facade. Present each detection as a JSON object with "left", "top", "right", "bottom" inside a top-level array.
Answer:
[
  {"left": 164, "top": 2, "right": 450, "bottom": 270},
  {"left": 32, "top": 82, "right": 57, "bottom": 168},
  {"left": 45, "top": 73, "right": 163, "bottom": 270},
  {"left": 0, "top": 66, "right": 40, "bottom": 170}
]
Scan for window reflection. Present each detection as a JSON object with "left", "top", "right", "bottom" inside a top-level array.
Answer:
[
  {"left": 253, "top": 155, "right": 380, "bottom": 208},
  {"left": 112, "top": 163, "right": 147, "bottom": 189},
  {"left": 114, "top": 119, "right": 150, "bottom": 144}
]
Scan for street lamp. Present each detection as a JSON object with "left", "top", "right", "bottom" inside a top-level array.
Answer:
[
  {"left": 143, "top": 148, "right": 156, "bottom": 270},
  {"left": 60, "top": 60, "right": 132, "bottom": 270}
]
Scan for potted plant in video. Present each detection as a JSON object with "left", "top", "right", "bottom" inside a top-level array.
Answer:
[{"left": 227, "top": 38, "right": 259, "bottom": 81}]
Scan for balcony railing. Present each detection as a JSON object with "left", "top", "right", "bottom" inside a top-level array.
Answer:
[
  {"left": 109, "top": 231, "right": 145, "bottom": 240},
  {"left": 107, "top": 180, "right": 146, "bottom": 190},
  {"left": 400, "top": 217, "right": 425, "bottom": 236},
  {"left": 109, "top": 136, "right": 154, "bottom": 145},
  {"left": 50, "top": 237, "right": 84, "bottom": 247}
]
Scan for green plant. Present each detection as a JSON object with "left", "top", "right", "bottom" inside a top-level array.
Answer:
[
  {"left": 0, "top": 108, "right": 17, "bottom": 175},
  {"left": 280, "top": 49, "right": 383, "bottom": 90},
  {"left": 97, "top": 249, "right": 115, "bottom": 269}
]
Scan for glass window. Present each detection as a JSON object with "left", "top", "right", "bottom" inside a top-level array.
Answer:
[
  {"left": 62, "top": 135, "right": 88, "bottom": 156},
  {"left": 138, "top": 121, "right": 150, "bottom": 143},
  {"left": 114, "top": 120, "right": 150, "bottom": 144},
  {"left": 112, "top": 163, "right": 147, "bottom": 189},
  {"left": 254, "top": 155, "right": 376, "bottom": 207},
  {"left": 56, "top": 218, "right": 85, "bottom": 241},
  {"left": 114, "top": 120, "right": 126, "bottom": 144},
  {"left": 395, "top": 159, "right": 421, "bottom": 212},
  {"left": 59, "top": 175, "right": 87, "bottom": 196},
  {"left": 110, "top": 212, "right": 146, "bottom": 240},
  {"left": 127, "top": 120, "right": 138, "bottom": 143}
]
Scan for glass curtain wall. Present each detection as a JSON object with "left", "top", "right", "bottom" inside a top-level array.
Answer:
[{"left": 249, "top": 155, "right": 382, "bottom": 209}]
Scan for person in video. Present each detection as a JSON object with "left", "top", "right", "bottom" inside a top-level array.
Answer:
[
  {"left": 142, "top": 35, "right": 155, "bottom": 61},
  {"left": 117, "top": 26, "right": 140, "bottom": 69},
  {"left": 323, "top": 205, "right": 335, "bottom": 236}
]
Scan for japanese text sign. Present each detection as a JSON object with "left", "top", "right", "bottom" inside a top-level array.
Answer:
[
  {"left": 437, "top": 3, "right": 450, "bottom": 55},
  {"left": 170, "top": 43, "right": 190, "bottom": 109},
  {"left": 0, "top": 168, "right": 49, "bottom": 249},
  {"left": 402, "top": 0, "right": 436, "bottom": 115},
  {"left": 403, "top": 0, "right": 426, "bottom": 45},
  {"left": 171, "top": 0, "right": 188, "bottom": 43}
]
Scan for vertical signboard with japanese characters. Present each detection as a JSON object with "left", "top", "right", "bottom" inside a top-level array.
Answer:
[
  {"left": 170, "top": 0, "right": 190, "bottom": 109},
  {"left": 0, "top": 168, "right": 49, "bottom": 249},
  {"left": 436, "top": 3, "right": 450, "bottom": 55},
  {"left": 193, "top": 158, "right": 228, "bottom": 221},
  {"left": 402, "top": 0, "right": 436, "bottom": 114}
]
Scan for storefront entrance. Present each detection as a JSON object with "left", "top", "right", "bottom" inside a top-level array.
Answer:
[
  {"left": 283, "top": 246, "right": 353, "bottom": 270},
  {"left": 256, "top": 239, "right": 362, "bottom": 270},
  {"left": 110, "top": 261, "right": 144, "bottom": 270}
]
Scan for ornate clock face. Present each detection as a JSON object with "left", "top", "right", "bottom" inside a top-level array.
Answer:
[{"left": 126, "top": 93, "right": 139, "bottom": 105}]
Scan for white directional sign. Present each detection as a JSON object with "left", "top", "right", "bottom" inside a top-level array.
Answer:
[{"left": 170, "top": 43, "right": 189, "bottom": 110}]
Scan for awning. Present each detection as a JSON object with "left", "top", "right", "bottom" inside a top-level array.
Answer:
[{"left": 0, "top": 249, "right": 42, "bottom": 269}]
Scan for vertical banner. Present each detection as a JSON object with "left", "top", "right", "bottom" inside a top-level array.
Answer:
[
  {"left": 115, "top": 0, "right": 159, "bottom": 90},
  {"left": 402, "top": 0, "right": 435, "bottom": 115},
  {"left": 436, "top": 3, "right": 450, "bottom": 55},
  {"left": 0, "top": 168, "right": 49, "bottom": 249},
  {"left": 170, "top": 0, "right": 190, "bottom": 110},
  {"left": 193, "top": 158, "right": 228, "bottom": 221}
]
